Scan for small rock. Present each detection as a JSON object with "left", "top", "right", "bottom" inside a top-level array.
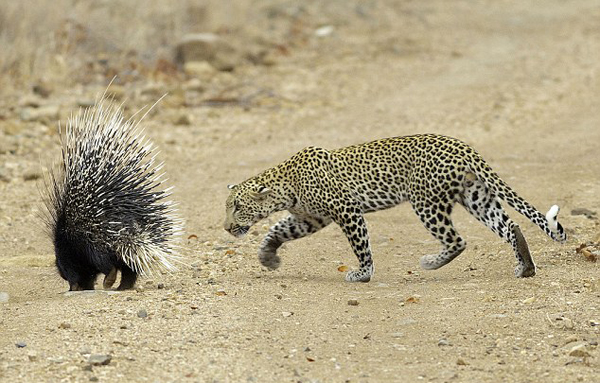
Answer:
[
  {"left": 282, "top": 311, "right": 293, "bottom": 317},
  {"left": 90, "top": 376, "right": 99, "bottom": 382},
  {"left": 569, "top": 343, "right": 591, "bottom": 358},
  {"left": 157, "top": 283, "right": 165, "bottom": 289},
  {"left": 23, "top": 170, "right": 42, "bottom": 181},
  {"left": 82, "top": 364, "right": 93, "bottom": 371},
  {"left": 173, "top": 113, "right": 192, "bottom": 126},
  {"left": 315, "top": 25, "right": 335, "bottom": 37},
  {"left": 58, "top": 322, "right": 71, "bottom": 329},
  {"left": 137, "top": 309, "right": 148, "bottom": 318},
  {"left": 570, "top": 208, "right": 597, "bottom": 219},
  {"left": 88, "top": 354, "right": 112, "bottom": 366},
  {"left": 348, "top": 299, "right": 359, "bottom": 306},
  {"left": 183, "top": 61, "right": 217, "bottom": 78},
  {"left": 564, "top": 335, "right": 578, "bottom": 345},
  {"left": 0, "top": 291, "right": 9, "bottom": 303},
  {"left": 27, "top": 351, "right": 38, "bottom": 361},
  {"left": 522, "top": 296, "right": 536, "bottom": 304},
  {"left": 176, "top": 33, "right": 240, "bottom": 71},
  {"left": 456, "top": 358, "right": 468, "bottom": 366},
  {"left": 183, "top": 78, "right": 205, "bottom": 92},
  {"left": 32, "top": 82, "right": 52, "bottom": 98},
  {"left": 79, "top": 346, "right": 92, "bottom": 355},
  {"left": 19, "top": 105, "right": 60, "bottom": 123},
  {"left": 438, "top": 338, "right": 451, "bottom": 346},
  {"left": 19, "top": 95, "right": 43, "bottom": 107},
  {"left": 15, "top": 341, "right": 27, "bottom": 348},
  {"left": 563, "top": 318, "right": 574, "bottom": 329}
]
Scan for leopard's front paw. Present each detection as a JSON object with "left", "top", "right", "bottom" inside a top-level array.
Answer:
[
  {"left": 515, "top": 264, "right": 536, "bottom": 278},
  {"left": 259, "top": 248, "right": 281, "bottom": 270},
  {"left": 345, "top": 265, "right": 373, "bottom": 283}
]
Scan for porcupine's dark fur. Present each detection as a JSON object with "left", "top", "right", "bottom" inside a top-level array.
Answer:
[{"left": 43, "top": 97, "right": 182, "bottom": 291}]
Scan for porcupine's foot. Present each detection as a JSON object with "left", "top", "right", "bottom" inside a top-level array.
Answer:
[
  {"left": 117, "top": 266, "right": 138, "bottom": 290},
  {"left": 103, "top": 268, "right": 118, "bottom": 289}
]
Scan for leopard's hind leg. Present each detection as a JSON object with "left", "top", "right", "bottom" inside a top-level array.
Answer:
[
  {"left": 412, "top": 197, "right": 467, "bottom": 270},
  {"left": 459, "top": 173, "right": 536, "bottom": 277}
]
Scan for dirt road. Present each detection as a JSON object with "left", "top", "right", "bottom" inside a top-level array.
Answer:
[{"left": 1, "top": 1, "right": 599, "bottom": 382}]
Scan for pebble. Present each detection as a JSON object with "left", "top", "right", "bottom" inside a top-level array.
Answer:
[
  {"left": 315, "top": 25, "right": 335, "bottom": 37},
  {"left": 19, "top": 105, "right": 60, "bottom": 122},
  {"left": 137, "top": 309, "right": 148, "bottom": 318},
  {"left": 348, "top": 299, "right": 359, "bottom": 306},
  {"left": 569, "top": 343, "right": 591, "bottom": 358},
  {"left": 0, "top": 291, "right": 9, "bottom": 303},
  {"left": 522, "top": 296, "right": 536, "bottom": 304},
  {"left": 282, "top": 311, "right": 293, "bottom": 317},
  {"left": 176, "top": 33, "right": 240, "bottom": 71},
  {"left": 456, "top": 358, "right": 468, "bottom": 366},
  {"left": 15, "top": 341, "right": 27, "bottom": 348},
  {"left": 58, "top": 322, "right": 71, "bottom": 329},
  {"left": 183, "top": 61, "right": 217, "bottom": 78},
  {"left": 563, "top": 318, "right": 574, "bottom": 329},
  {"left": 438, "top": 338, "right": 451, "bottom": 346},
  {"left": 570, "top": 208, "right": 597, "bottom": 219},
  {"left": 79, "top": 346, "right": 92, "bottom": 355},
  {"left": 88, "top": 354, "right": 112, "bottom": 366}
]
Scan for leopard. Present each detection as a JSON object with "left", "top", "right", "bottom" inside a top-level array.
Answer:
[{"left": 224, "top": 134, "right": 566, "bottom": 282}]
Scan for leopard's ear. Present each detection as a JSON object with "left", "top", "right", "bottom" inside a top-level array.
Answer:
[
  {"left": 227, "top": 184, "right": 237, "bottom": 190},
  {"left": 250, "top": 185, "right": 271, "bottom": 201}
]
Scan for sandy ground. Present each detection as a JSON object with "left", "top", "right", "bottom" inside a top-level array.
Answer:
[{"left": 1, "top": 1, "right": 599, "bottom": 382}]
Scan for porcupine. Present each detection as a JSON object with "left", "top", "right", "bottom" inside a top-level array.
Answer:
[{"left": 42, "top": 96, "right": 183, "bottom": 291}]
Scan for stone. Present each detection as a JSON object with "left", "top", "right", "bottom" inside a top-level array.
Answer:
[
  {"left": 183, "top": 61, "right": 217, "bottom": 78},
  {"left": 87, "top": 354, "right": 112, "bottom": 366},
  {"left": 315, "top": 25, "right": 335, "bottom": 37},
  {"left": 176, "top": 33, "right": 241, "bottom": 71},
  {"left": 570, "top": 208, "right": 596, "bottom": 219},
  {"left": 15, "top": 341, "right": 27, "bottom": 348},
  {"left": 0, "top": 291, "right": 8, "bottom": 303},
  {"left": 23, "top": 169, "right": 42, "bottom": 181},
  {"left": 438, "top": 338, "right": 451, "bottom": 346},
  {"left": 137, "top": 309, "right": 148, "bottom": 318},
  {"left": 348, "top": 299, "right": 359, "bottom": 306},
  {"left": 19, "top": 105, "right": 60, "bottom": 123},
  {"left": 569, "top": 344, "right": 591, "bottom": 358}
]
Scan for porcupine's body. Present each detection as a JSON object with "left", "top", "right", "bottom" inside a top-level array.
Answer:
[{"left": 43, "top": 98, "right": 182, "bottom": 290}]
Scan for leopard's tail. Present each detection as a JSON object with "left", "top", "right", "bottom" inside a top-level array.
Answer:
[{"left": 468, "top": 163, "right": 567, "bottom": 243}]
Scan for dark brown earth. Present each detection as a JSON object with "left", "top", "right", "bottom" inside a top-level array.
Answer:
[{"left": 1, "top": 1, "right": 599, "bottom": 382}]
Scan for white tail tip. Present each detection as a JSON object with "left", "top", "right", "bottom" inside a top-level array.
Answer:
[{"left": 545, "top": 205, "right": 560, "bottom": 232}]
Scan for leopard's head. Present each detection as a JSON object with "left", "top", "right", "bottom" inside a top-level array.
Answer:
[{"left": 224, "top": 181, "right": 274, "bottom": 237}]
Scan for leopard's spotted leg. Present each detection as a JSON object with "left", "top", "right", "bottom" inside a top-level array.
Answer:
[
  {"left": 460, "top": 174, "right": 536, "bottom": 277},
  {"left": 335, "top": 210, "right": 374, "bottom": 283},
  {"left": 259, "top": 214, "right": 331, "bottom": 270},
  {"left": 412, "top": 198, "right": 467, "bottom": 270}
]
